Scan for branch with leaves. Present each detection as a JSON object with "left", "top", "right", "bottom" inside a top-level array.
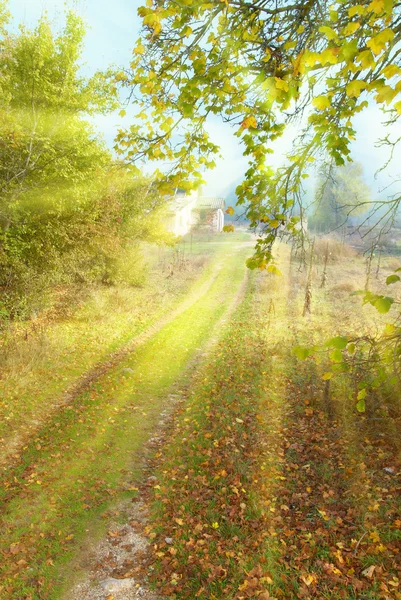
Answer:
[{"left": 119, "top": 0, "right": 401, "bottom": 267}]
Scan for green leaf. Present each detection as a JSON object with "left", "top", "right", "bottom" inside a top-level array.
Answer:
[
  {"left": 386, "top": 274, "right": 400, "bottom": 285},
  {"left": 356, "top": 398, "right": 366, "bottom": 412},
  {"left": 374, "top": 296, "right": 394, "bottom": 313},
  {"left": 325, "top": 336, "right": 348, "bottom": 350},
  {"left": 322, "top": 372, "right": 333, "bottom": 380},
  {"left": 330, "top": 348, "right": 343, "bottom": 363},
  {"left": 293, "top": 346, "right": 311, "bottom": 360},
  {"left": 357, "top": 388, "right": 367, "bottom": 400}
]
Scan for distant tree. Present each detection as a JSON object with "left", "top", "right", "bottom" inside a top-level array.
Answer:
[{"left": 311, "top": 163, "right": 371, "bottom": 232}]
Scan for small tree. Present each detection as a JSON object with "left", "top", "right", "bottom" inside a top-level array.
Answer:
[{"left": 303, "top": 239, "right": 315, "bottom": 317}]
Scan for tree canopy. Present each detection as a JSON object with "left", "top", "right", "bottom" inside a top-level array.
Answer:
[
  {"left": 120, "top": 0, "right": 401, "bottom": 266},
  {"left": 0, "top": 6, "right": 171, "bottom": 320}
]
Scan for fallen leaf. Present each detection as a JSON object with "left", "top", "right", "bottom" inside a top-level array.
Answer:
[{"left": 362, "top": 565, "right": 376, "bottom": 579}]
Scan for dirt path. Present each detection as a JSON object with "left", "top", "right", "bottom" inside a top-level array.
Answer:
[
  {"left": 0, "top": 252, "right": 227, "bottom": 471},
  {"left": 65, "top": 265, "right": 250, "bottom": 600},
  {"left": 0, "top": 243, "right": 252, "bottom": 600}
]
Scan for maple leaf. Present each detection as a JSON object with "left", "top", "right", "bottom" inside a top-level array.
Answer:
[
  {"left": 318, "top": 26, "right": 337, "bottom": 40},
  {"left": 346, "top": 80, "right": 367, "bottom": 98},
  {"left": 368, "top": 0, "right": 385, "bottom": 13},
  {"left": 240, "top": 116, "right": 257, "bottom": 129},
  {"left": 367, "top": 29, "right": 394, "bottom": 55},
  {"left": 275, "top": 77, "right": 289, "bottom": 92},
  {"left": 312, "top": 96, "right": 331, "bottom": 110}
]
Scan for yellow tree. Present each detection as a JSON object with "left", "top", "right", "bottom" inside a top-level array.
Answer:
[{"left": 119, "top": 0, "right": 401, "bottom": 266}]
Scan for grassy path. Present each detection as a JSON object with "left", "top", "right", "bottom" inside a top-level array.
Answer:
[
  {"left": 133, "top": 245, "right": 401, "bottom": 600},
  {"left": 0, "top": 239, "right": 239, "bottom": 468},
  {"left": 0, "top": 243, "right": 251, "bottom": 600}
]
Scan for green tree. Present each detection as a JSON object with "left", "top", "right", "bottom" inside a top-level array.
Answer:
[
  {"left": 0, "top": 6, "right": 169, "bottom": 319},
  {"left": 311, "top": 163, "right": 371, "bottom": 232},
  {"left": 0, "top": 10, "right": 116, "bottom": 228},
  {"left": 121, "top": 0, "right": 401, "bottom": 267}
]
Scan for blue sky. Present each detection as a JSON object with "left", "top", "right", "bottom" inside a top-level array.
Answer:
[{"left": 7, "top": 0, "right": 401, "bottom": 200}]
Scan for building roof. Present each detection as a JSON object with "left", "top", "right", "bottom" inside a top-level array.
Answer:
[{"left": 195, "top": 197, "right": 225, "bottom": 210}]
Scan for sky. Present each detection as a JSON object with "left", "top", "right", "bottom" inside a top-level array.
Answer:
[{"left": 7, "top": 0, "right": 401, "bottom": 202}]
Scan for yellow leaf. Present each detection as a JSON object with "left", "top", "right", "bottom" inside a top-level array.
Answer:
[
  {"left": 322, "top": 372, "right": 334, "bottom": 380},
  {"left": 284, "top": 41, "right": 297, "bottom": 50},
  {"left": 356, "top": 50, "right": 375, "bottom": 69},
  {"left": 375, "top": 84, "right": 397, "bottom": 104},
  {"left": 304, "top": 51, "right": 319, "bottom": 67},
  {"left": 393, "top": 100, "right": 401, "bottom": 114},
  {"left": 318, "top": 26, "right": 337, "bottom": 40},
  {"left": 382, "top": 64, "right": 401, "bottom": 79},
  {"left": 275, "top": 77, "right": 289, "bottom": 92},
  {"left": 301, "top": 573, "right": 318, "bottom": 586},
  {"left": 319, "top": 48, "right": 340, "bottom": 65},
  {"left": 262, "top": 49, "right": 271, "bottom": 63},
  {"left": 368, "top": 0, "right": 385, "bottom": 13},
  {"left": 343, "top": 22, "right": 361, "bottom": 36},
  {"left": 267, "top": 265, "right": 282, "bottom": 276},
  {"left": 370, "top": 530, "right": 381, "bottom": 542},
  {"left": 346, "top": 80, "right": 367, "bottom": 98},
  {"left": 367, "top": 29, "right": 394, "bottom": 55},
  {"left": 312, "top": 95, "right": 331, "bottom": 110},
  {"left": 225, "top": 206, "right": 235, "bottom": 216},
  {"left": 240, "top": 115, "right": 257, "bottom": 129},
  {"left": 292, "top": 51, "right": 306, "bottom": 76},
  {"left": 143, "top": 12, "right": 162, "bottom": 35},
  {"left": 348, "top": 5, "right": 366, "bottom": 17},
  {"left": 134, "top": 43, "right": 145, "bottom": 55}
]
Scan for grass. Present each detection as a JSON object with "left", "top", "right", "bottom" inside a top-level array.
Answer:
[
  {"left": 0, "top": 241, "right": 251, "bottom": 599},
  {"left": 142, "top": 241, "right": 401, "bottom": 600},
  {"left": 2, "top": 236, "right": 401, "bottom": 600},
  {"left": 0, "top": 237, "right": 250, "bottom": 464}
]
